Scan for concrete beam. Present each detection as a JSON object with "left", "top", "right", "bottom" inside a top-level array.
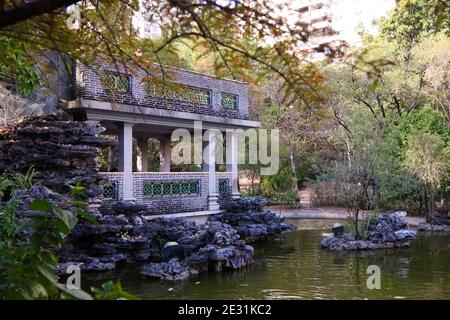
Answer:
[{"left": 71, "top": 99, "right": 261, "bottom": 129}]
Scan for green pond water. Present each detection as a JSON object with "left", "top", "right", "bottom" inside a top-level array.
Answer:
[{"left": 85, "top": 219, "right": 450, "bottom": 300}]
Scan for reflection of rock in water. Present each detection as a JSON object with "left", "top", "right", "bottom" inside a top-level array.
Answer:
[
  {"left": 82, "top": 228, "right": 450, "bottom": 299},
  {"left": 207, "top": 267, "right": 251, "bottom": 284},
  {"left": 82, "top": 266, "right": 130, "bottom": 282},
  {"left": 365, "top": 255, "right": 412, "bottom": 278},
  {"left": 324, "top": 248, "right": 413, "bottom": 278},
  {"left": 256, "top": 244, "right": 296, "bottom": 257}
]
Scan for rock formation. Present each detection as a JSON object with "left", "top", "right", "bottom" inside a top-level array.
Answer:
[
  {"left": 321, "top": 212, "right": 417, "bottom": 251},
  {"left": 53, "top": 197, "right": 294, "bottom": 281},
  {"left": 0, "top": 114, "right": 116, "bottom": 197},
  {"left": 417, "top": 213, "right": 450, "bottom": 232},
  {"left": 221, "top": 196, "right": 269, "bottom": 213},
  {"left": 209, "top": 209, "right": 296, "bottom": 242},
  {"left": 0, "top": 116, "right": 295, "bottom": 281}
]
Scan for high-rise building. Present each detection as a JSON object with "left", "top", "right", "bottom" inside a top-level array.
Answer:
[{"left": 296, "top": 0, "right": 397, "bottom": 58}]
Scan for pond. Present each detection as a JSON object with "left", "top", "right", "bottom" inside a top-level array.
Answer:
[{"left": 84, "top": 219, "right": 450, "bottom": 300}]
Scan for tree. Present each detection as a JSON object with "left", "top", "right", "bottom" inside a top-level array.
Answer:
[
  {"left": 0, "top": 0, "right": 336, "bottom": 110},
  {"left": 410, "top": 34, "right": 450, "bottom": 123},
  {"left": 0, "top": 0, "right": 79, "bottom": 27},
  {"left": 379, "top": 0, "right": 450, "bottom": 48},
  {"left": 405, "top": 132, "right": 449, "bottom": 221},
  {"left": 0, "top": 36, "right": 40, "bottom": 96}
]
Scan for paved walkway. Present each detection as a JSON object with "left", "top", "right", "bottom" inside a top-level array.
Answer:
[{"left": 269, "top": 207, "right": 425, "bottom": 227}]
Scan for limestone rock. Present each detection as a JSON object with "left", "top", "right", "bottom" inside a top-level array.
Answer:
[
  {"left": 321, "top": 211, "right": 416, "bottom": 251},
  {"left": 0, "top": 114, "right": 116, "bottom": 197},
  {"left": 222, "top": 196, "right": 269, "bottom": 212},
  {"left": 141, "top": 258, "right": 191, "bottom": 281},
  {"left": 209, "top": 209, "right": 296, "bottom": 242},
  {"left": 417, "top": 222, "right": 450, "bottom": 232}
]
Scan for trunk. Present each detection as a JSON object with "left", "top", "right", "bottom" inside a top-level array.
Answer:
[
  {"left": 362, "top": 183, "right": 370, "bottom": 210},
  {"left": 345, "top": 139, "right": 352, "bottom": 168},
  {"left": 289, "top": 146, "right": 300, "bottom": 207},
  {"left": 251, "top": 172, "right": 255, "bottom": 196},
  {"left": 426, "top": 184, "right": 435, "bottom": 223},
  {"left": 106, "top": 146, "right": 113, "bottom": 172},
  {"left": 353, "top": 207, "right": 361, "bottom": 239},
  {"left": 289, "top": 146, "right": 299, "bottom": 193},
  {"left": 424, "top": 185, "right": 434, "bottom": 223}
]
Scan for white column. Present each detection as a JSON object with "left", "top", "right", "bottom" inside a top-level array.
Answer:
[
  {"left": 136, "top": 137, "right": 148, "bottom": 172},
  {"left": 159, "top": 138, "right": 171, "bottom": 172},
  {"left": 118, "top": 122, "right": 135, "bottom": 201},
  {"left": 226, "top": 131, "right": 240, "bottom": 199},
  {"left": 203, "top": 130, "right": 219, "bottom": 211}
]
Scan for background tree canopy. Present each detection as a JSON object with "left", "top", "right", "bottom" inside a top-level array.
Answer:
[
  {"left": 244, "top": 0, "right": 450, "bottom": 218},
  {"left": 0, "top": 0, "right": 449, "bottom": 216},
  {"left": 0, "top": 0, "right": 340, "bottom": 108}
]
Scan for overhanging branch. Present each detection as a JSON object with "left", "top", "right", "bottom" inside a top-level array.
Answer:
[{"left": 0, "top": 0, "right": 80, "bottom": 28}]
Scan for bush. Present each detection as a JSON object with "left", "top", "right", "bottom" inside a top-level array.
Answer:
[
  {"left": 266, "top": 191, "right": 300, "bottom": 206},
  {"left": 0, "top": 181, "right": 138, "bottom": 300},
  {"left": 310, "top": 179, "right": 347, "bottom": 207},
  {"left": 260, "top": 165, "right": 299, "bottom": 206}
]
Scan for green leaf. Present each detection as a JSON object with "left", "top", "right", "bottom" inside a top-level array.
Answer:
[
  {"left": 16, "top": 216, "right": 46, "bottom": 233},
  {"left": 69, "top": 184, "right": 86, "bottom": 197},
  {"left": 55, "top": 283, "right": 93, "bottom": 300},
  {"left": 22, "top": 280, "right": 48, "bottom": 299},
  {"left": 29, "top": 199, "right": 53, "bottom": 212},
  {"left": 71, "top": 199, "right": 87, "bottom": 208},
  {"left": 30, "top": 233, "right": 44, "bottom": 250},
  {"left": 36, "top": 263, "right": 57, "bottom": 284},
  {"left": 54, "top": 219, "right": 70, "bottom": 235},
  {"left": 53, "top": 208, "right": 78, "bottom": 232},
  {"left": 91, "top": 281, "right": 140, "bottom": 300},
  {"left": 370, "top": 78, "right": 379, "bottom": 92},
  {"left": 78, "top": 210, "right": 100, "bottom": 225},
  {"left": 43, "top": 233, "right": 64, "bottom": 247},
  {"left": 38, "top": 250, "right": 59, "bottom": 268}
]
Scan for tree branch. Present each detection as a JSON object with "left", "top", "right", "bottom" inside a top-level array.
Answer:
[{"left": 0, "top": 0, "right": 80, "bottom": 28}]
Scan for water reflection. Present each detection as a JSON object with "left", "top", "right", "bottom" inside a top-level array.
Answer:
[{"left": 84, "top": 219, "right": 450, "bottom": 300}]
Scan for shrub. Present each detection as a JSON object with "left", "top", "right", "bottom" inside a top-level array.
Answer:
[
  {"left": 268, "top": 191, "right": 300, "bottom": 206},
  {"left": 0, "top": 183, "right": 138, "bottom": 300}
]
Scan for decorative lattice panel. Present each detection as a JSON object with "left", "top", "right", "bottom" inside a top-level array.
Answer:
[
  {"left": 221, "top": 93, "right": 237, "bottom": 109},
  {"left": 190, "top": 181, "right": 199, "bottom": 194},
  {"left": 102, "top": 182, "right": 118, "bottom": 200},
  {"left": 153, "top": 183, "right": 162, "bottom": 196},
  {"left": 143, "top": 183, "right": 153, "bottom": 196},
  {"left": 219, "top": 179, "right": 229, "bottom": 194},
  {"left": 143, "top": 181, "right": 201, "bottom": 197},
  {"left": 103, "top": 73, "right": 130, "bottom": 93},
  {"left": 144, "top": 82, "right": 211, "bottom": 105}
]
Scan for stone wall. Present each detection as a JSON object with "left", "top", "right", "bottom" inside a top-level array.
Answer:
[
  {"left": 217, "top": 172, "right": 232, "bottom": 205},
  {"left": 99, "top": 172, "right": 124, "bottom": 200},
  {"left": 133, "top": 172, "right": 209, "bottom": 214},
  {"left": 99, "top": 171, "right": 234, "bottom": 214},
  {"left": 75, "top": 62, "right": 249, "bottom": 120}
]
